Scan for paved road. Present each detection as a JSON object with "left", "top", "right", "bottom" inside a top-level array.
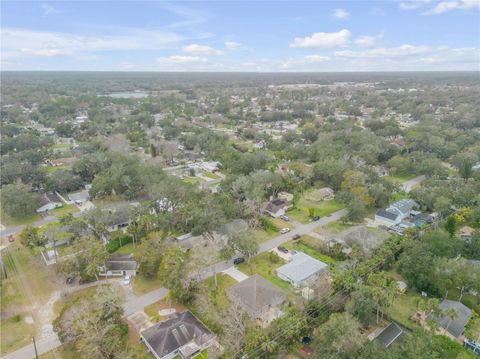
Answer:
[
  {"left": 198, "top": 207, "right": 348, "bottom": 280},
  {"left": 402, "top": 175, "right": 426, "bottom": 193},
  {"left": 2, "top": 282, "right": 169, "bottom": 359}
]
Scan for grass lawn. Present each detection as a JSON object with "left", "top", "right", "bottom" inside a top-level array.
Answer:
[
  {"left": 1, "top": 243, "right": 62, "bottom": 355},
  {"left": 323, "top": 221, "right": 354, "bottom": 234},
  {"left": 113, "top": 242, "right": 137, "bottom": 255},
  {"left": 45, "top": 164, "right": 71, "bottom": 174},
  {"left": 144, "top": 294, "right": 188, "bottom": 321},
  {"left": 202, "top": 273, "right": 238, "bottom": 311},
  {"left": 183, "top": 176, "right": 202, "bottom": 185},
  {"left": 203, "top": 171, "right": 221, "bottom": 179},
  {"left": 237, "top": 252, "right": 292, "bottom": 291},
  {"left": 389, "top": 291, "right": 422, "bottom": 330},
  {"left": 283, "top": 236, "right": 338, "bottom": 266},
  {"left": 0, "top": 316, "right": 35, "bottom": 356},
  {"left": 252, "top": 228, "right": 280, "bottom": 243},
  {"left": 132, "top": 275, "right": 165, "bottom": 295},
  {"left": 0, "top": 210, "right": 41, "bottom": 227},
  {"left": 386, "top": 173, "right": 418, "bottom": 184},
  {"left": 52, "top": 204, "right": 79, "bottom": 218},
  {"left": 287, "top": 195, "right": 345, "bottom": 224}
]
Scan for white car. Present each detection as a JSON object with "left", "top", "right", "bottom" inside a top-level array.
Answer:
[
  {"left": 280, "top": 228, "right": 290, "bottom": 234},
  {"left": 123, "top": 275, "right": 131, "bottom": 285}
]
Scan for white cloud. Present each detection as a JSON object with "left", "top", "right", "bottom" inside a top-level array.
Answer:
[
  {"left": 354, "top": 36, "right": 376, "bottom": 47},
  {"left": 20, "top": 47, "right": 65, "bottom": 57},
  {"left": 399, "top": 0, "right": 433, "bottom": 10},
  {"left": 41, "top": 3, "right": 61, "bottom": 16},
  {"left": 157, "top": 55, "right": 207, "bottom": 64},
  {"left": 335, "top": 44, "right": 433, "bottom": 58},
  {"left": 290, "top": 29, "right": 351, "bottom": 48},
  {"left": 182, "top": 44, "right": 224, "bottom": 55},
  {"left": 225, "top": 41, "right": 241, "bottom": 49},
  {"left": 423, "top": 0, "right": 480, "bottom": 14},
  {"left": 332, "top": 8, "right": 350, "bottom": 19},
  {"left": 1, "top": 27, "right": 184, "bottom": 57},
  {"left": 399, "top": 0, "right": 479, "bottom": 14}
]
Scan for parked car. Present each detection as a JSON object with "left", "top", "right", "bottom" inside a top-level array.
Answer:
[
  {"left": 292, "top": 234, "right": 301, "bottom": 240},
  {"left": 280, "top": 228, "right": 290, "bottom": 234},
  {"left": 280, "top": 215, "right": 290, "bottom": 222},
  {"left": 233, "top": 257, "right": 245, "bottom": 265},
  {"left": 7, "top": 235, "right": 15, "bottom": 243},
  {"left": 277, "top": 246, "right": 289, "bottom": 253},
  {"left": 312, "top": 216, "right": 320, "bottom": 221},
  {"left": 66, "top": 277, "right": 74, "bottom": 284},
  {"left": 123, "top": 275, "right": 131, "bottom": 285}
]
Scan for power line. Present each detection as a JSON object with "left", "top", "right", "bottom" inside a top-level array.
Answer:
[{"left": 233, "top": 237, "right": 409, "bottom": 359}]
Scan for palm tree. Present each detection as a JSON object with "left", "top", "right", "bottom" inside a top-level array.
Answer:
[{"left": 444, "top": 308, "right": 458, "bottom": 334}]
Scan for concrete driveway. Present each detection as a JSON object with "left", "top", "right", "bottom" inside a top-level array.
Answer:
[
  {"left": 222, "top": 266, "right": 249, "bottom": 282},
  {"left": 127, "top": 311, "right": 152, "bottom": 333}
]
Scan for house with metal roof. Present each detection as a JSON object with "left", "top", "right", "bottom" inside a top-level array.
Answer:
[
  {"left": 429, "top": 299, "right": 472, "bottom": 340},
  {"left": 227, "top": 274, "right": 286, "bottom": 325},
  {"left": 276, "top": 252, "right": 327, "bottom": 287},
  {"left": 141, "top": 311, "right": 216, "bottom": 359},
  {"left": 99, "top": 253, "right": 137, "bottom": 277},
  {"left": 375, "top": 199, "right": 418, "bottom": 227}
]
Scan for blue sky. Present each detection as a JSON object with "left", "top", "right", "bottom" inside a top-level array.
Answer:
[{"left": 1, "top": 0, "right": 479, "bottom": 71}]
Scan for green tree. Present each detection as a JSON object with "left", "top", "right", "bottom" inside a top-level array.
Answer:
[
  {"left": 19, "top": 225, "right": 45, "bottom": 248},
  {"left": 1, "top": 183, "right": 40, "bottom": 218},
  {"left": 314, "top": 312, "right": 366, "bottom": 359},
  {"left": 444, "top": 215, "right": 458, "bottom": 237}
]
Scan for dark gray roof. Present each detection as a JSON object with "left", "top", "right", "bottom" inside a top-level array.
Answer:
[
  {"left": 227, "top": 274, "right": 286, "bottom": 318},
  {"left": 431, "top": 299, "right": 472, "bottom": 338},
  {"left": 107, "top": 253, "right": 137, "bottom": 271},
  {"left": 376, "top": 209, "right": 398, "bottom": 221},
  {"left": 376, "top": 322, "right": 407, "bottom": 348},
  {"left": 141, "top": 311, "right": 215, "bottom": 358}
]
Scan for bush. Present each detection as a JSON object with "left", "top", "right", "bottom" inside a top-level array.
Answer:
[
  {"left": 105, "top": 235, "right": 132, "bottom": 253},
  {"left": 268, "top": 251, "right": 280, "bottom": 263},
  {"left": 11, "top": 314, "right": 21, "bottom": 322}
]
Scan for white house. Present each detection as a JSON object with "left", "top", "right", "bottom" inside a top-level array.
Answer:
[{"left": 276, "top": 252, "right": 327, "bottom": 287}]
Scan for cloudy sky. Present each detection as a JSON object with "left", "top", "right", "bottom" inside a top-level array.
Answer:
[{"left": 1, "top": 0, "right": 479, "bottom": 71}]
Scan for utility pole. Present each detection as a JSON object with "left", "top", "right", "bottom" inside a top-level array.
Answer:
[{"left": 32, "top": 336, "right": 39, "bottom": 359}]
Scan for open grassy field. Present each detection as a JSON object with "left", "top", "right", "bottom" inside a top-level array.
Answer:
[
  {"left": 132, "top": 275, "right": 165, "bottom": 296},
  {"left": 1, "top": 243, "right": 62, "bottom": 355},
  {"left": 52, "top": 204, "right": 79, "bottom": 218},
  {"left": 322, "top": 221, "right": 354, "bottom": 234},
  {"left": 283, "top": 235, "right": 338, "bottom": 266},
  {"left": 388, "top": 291, "right": 422, "bottom": 330},
  {"left": 287, "top": 192, "right": 344, "bottom": 224},
  {"left": 237, "top": 252, "right": 291, "bottom": 291}
]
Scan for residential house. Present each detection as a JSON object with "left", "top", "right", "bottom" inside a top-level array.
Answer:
[
  {"left": 105, "top": 207, "right": 132, "bottom": 233},
  {"left": 375, "top": 322, "right": 407, "bottom": 348},
  {"left": 265, "top": 199, "right": 292, "bottom": 218},
  {"left": 459, "top": 226, "right": 474, "bottom": 242},
  {"left": 99, "top": 253, "right": 137, "bottom": 277},
  {"left": 429, "top": 299, "right": 472, "bottom": 341},
  {"left": 199, "top": 161, "right": 221, "bottom": 173},
  {"left": 375, "top": 199, "right": 418, "bottom": 227},
  {"left": 276, "top": 252, "right": 327, "bottom": 287},
  {"left": 277, "top": 191, "right": 294, "bottom": 202},
  {"left": 141, "top": 311, "right": 217, "bottom": 359},
  {"left": 227, "top": 274, "right": 286, "bottom": 325},
  {"left": 37, "top": 193, "right": 63, "bottom": 213}
]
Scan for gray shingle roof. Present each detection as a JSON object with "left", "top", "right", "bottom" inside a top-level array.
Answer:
[
  {"left": 432, "top": 299, "right": 472, "bottom": 338},
  {"left": 227, "top": 274, "right": 286, "bottom": 319},
  {"left": 376, "top": 322, "right": 407, "bottom": 348},
  {"left": 141, "top": 311, "right": 215, "bottom": 358}
]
